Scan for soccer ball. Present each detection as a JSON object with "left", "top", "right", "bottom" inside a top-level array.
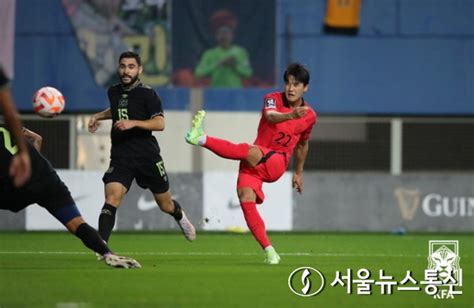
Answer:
[{"left": 32, "top": 86, "right": 65, "bottom": 118}]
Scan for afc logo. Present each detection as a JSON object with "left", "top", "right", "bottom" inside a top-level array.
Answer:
[{"left": 265, "top": 98, "right": 276, "bottom": 108}]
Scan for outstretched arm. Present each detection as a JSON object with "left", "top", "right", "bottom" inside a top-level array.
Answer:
[
  {"left": 264, "top": 106, "right": 308, "bottom": 124},
  {"left": 292, "top": 140, "right": 309, "bottom": 194},
  {"left": 22, "top": 127, "right": 43, "bottom": 152},
  {"left": 88, "top": 108, "right": 112, "bottom": 133}
]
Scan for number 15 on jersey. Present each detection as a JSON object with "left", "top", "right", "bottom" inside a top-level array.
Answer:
[{"left": 118, "top": 108, "right": 129, "bottom": 120}]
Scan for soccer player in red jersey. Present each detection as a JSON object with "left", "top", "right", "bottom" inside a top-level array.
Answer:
[{"left": 185, "top": 63, "right": 317, "bottom": 264}]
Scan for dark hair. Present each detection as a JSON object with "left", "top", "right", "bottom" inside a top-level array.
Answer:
[
  {"left": 283, "top": 62, "right": 310, "bottom": 85},
  {"left": 119, "top": 51, "right": 142, "bottom": 66}
]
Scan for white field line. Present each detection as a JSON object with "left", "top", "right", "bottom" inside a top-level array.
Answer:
[{"left": 0, "top": 251, "right": 427, "bottom": 257}]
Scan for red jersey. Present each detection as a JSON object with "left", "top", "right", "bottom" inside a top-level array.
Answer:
[{"left": 253, "top": 92, "right": 317, "bottom": 160}]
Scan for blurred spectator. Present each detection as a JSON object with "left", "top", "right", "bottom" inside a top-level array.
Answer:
[
  {"left": 323, "top": 0, "right": 361, "bottom": 35},
  {"left": 194, "top": 9, "right": 253, "bottom": 88}
]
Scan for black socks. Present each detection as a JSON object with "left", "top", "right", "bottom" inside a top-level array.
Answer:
[
  {"left": 75, "top": 223, "right": 111, "bottom": 256},
  {"left": 98, "top": 203, "right": 117, "bottom": 243},
  {"left": 171, "top": 200, "right": 183, "bottom": 221}
]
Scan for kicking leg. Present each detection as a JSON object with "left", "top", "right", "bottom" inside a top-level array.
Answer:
[
  {"left": 185, "top": 110, "right": 207, "bottom": 145},
  {"left": 185, "top": 110, "right": 263, "bottom": 163}
]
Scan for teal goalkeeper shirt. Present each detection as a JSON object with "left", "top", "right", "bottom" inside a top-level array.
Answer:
[{"left": 195, "top": 45, "right": 253, "bottom": 88}]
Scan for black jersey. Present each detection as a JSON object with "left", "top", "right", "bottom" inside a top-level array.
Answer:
[
  {"left": 108, "top": 81, "right": 163, "bottom": 159},
  {"left": 0, "top": 67, "right": 15, "bottom": 178},
  {"left": 0, "top": 125, "right": 53, "bottom": 184},
  {"left": 0, "top": 66, "right": 9, "bottom": 89},
  {"left": 0, "top": 67, "right": 14, "bottom": 163},
  {"left": 0, "top": 65, "right": 11, "bottom": 164},
  {"left": 0, "top": 125, "right": 74, "bottom": 213}
]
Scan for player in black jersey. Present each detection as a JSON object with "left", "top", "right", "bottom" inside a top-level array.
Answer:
[
  {"left": 0, "top": 66, "right": 30, "bottom": 187},
  {"left": 88, "top": 51, "right": 196, "bottom": 246},
  {"left": 0, "top": 66, "right": 140, "bottom": 268}
]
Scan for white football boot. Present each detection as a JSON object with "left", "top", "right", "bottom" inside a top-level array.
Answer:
[
  {"left": 176, "top": 211, "right": 196, "bottom": 241},
  {"left": 104, "top": 254, "right": 141, "bottom": 269}
]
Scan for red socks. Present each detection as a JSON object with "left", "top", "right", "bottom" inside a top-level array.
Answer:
[
  {"left": 203, "top": 136, "right": 249, "bottom": 160},
  {"left": 241, "top": 201, "right": 271, "bottom": 249},
  {"left": 203, "top": 137, "right": 269, "bottom": 248}
]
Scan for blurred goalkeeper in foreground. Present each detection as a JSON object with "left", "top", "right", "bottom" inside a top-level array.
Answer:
[{"left": 0, "top": 66, "right": 140, "bottom": 268}]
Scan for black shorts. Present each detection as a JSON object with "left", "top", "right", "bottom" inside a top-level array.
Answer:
[
  {"left": 103, "top": 156, "right": 169, "bottom": 194},
  {"left": 0, "top": 167, "right": 75, "bottom": 214}
]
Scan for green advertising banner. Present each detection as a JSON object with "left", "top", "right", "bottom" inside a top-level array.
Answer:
[{"left": 63, "top": 0, "right": 171, "bottom": 87}]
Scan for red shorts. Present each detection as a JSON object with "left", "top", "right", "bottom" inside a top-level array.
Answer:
[{"left": 237, "top": 146, "right": 288, "bottom": 204}]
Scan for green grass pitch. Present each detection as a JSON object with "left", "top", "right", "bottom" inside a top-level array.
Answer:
[{"left": 0, "top": 232, "right": 472, "bottom": 307}]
